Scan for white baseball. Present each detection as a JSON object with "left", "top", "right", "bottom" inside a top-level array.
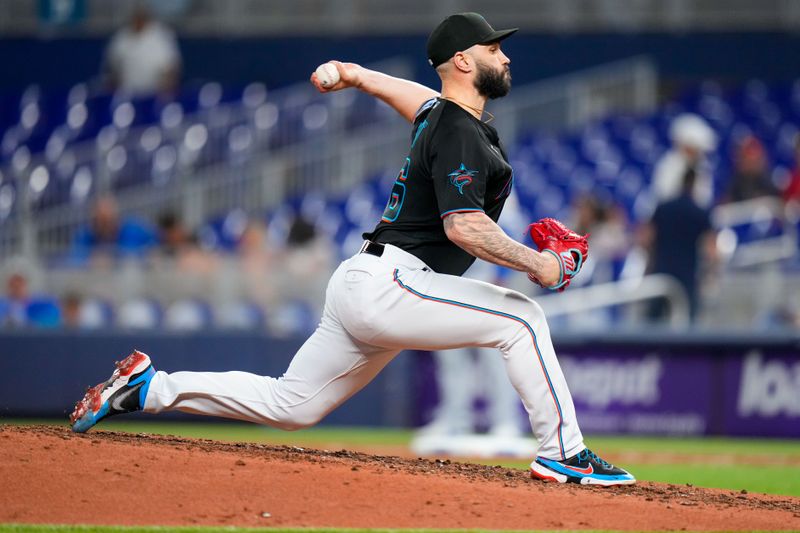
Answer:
[{"left": 315, "top": 62, "right": 340, "bottom": 88}]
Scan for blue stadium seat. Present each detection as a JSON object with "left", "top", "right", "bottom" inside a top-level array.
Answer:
[
  {"left": 151, "top": 143, "right": 178, "bottom": 186},
  {"left": 216, "top": 300, "right": 266, "bottom": 330},
  {"left": 1, "top": 76, "right": 797, "bottom": 316},
  {"left": 0, "top": 179, "right": 17, "bottom": 220},
  {"left": 270, "top": 300, "right": 318, "bottom": 337},
  {"left": 69, "top": 165, "right": 94, "bottom": 205},
  {"left": 78, "top": 297, "right": 115, "bottom": 329},
  {"left": 241, "top": 82, "right": 268, "bottom": 110},
  {"left": 117, "top": 298, "right": 163, "bottom": 329},
  {"left": 165, "top": 298, "right": 214, "bottom": 331},
  {"left": 25, "top": 297, "right": 62, "bottom": 328}
]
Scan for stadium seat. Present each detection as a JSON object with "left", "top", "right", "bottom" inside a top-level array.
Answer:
[
  {"left": 198, "top": 82, "right": 223, "bottom": 110},
  {"left": 151, "top": 143, "right": 178, "bottom": 186},
  {"left": 1, "top": 74, "right": 798, "bottom": 324},
  {"left": 164, "top": 298, "right": 214, "bottom": 331},
  {"left": 215, "top": 300, "right": 266, "bottom": 330},
  {"left": 344, "top": 184, "right": 378, "bottom": 228},
  {"left": 241, "top": 82, "right": 268, "bottom": 110},
  {"left": 25, "top": 297, "right": 61, "bottom": 328},
  {"left": 0, "top": 180, "right": 16, "bottom": 220},
  {"left": 117, "top": 298, "right": 163, "bottom": 329},
  {"left": 270, "top": 300, "right": 318, "bottom": 337},
  {"left": 69, "top": 165, "right": 94, "bottom": 205},
  {"left": 78, "top": 297, "right": 115, "bottom": 329}
]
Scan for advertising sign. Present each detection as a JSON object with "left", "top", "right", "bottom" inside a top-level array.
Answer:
[
  {"left": 560, "top": 350, "right": 712, "bottom": 435},
  {"left": 724, "top": 350, "right": 800, "bottom": 437}
]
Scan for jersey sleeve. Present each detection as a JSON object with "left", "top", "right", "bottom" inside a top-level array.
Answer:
[
  {"left": 431, "top": 123, "right": 488, "bottom": 218},
  {"left": 414, "top": 97, "right": 439, "bottom": 123}
]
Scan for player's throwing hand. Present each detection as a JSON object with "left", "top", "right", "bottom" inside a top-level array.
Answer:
[{"left": 310, "top": 60, "right": 362, "bottom": 93}]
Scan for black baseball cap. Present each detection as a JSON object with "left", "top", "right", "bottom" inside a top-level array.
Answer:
[{"left": 427, "top": 13, "right": 518, "bottom": 68}]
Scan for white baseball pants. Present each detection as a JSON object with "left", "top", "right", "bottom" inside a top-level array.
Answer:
[{"left": 144, "top": 243, "right": 584, "bottom": 460}]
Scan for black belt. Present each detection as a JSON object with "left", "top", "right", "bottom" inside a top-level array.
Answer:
[{"left": 360, "top": 241, "right": 385, "bottom": 257}]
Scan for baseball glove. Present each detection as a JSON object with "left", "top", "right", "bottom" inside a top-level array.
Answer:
[{"left": 527, "top": 218, "right": 589, "bottom": 292}]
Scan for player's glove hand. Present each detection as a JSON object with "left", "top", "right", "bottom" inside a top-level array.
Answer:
[{"left": 526, "top": 218, "right": 589, "bottom": 292}]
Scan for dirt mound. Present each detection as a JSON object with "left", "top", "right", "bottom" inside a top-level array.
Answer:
[{"left": 2, "top": 425, "right": 799, "bottom": 530}]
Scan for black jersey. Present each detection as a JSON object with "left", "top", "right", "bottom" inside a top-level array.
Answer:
[{"left": 364, "top": 98, "right": 514, "bottom": 276}]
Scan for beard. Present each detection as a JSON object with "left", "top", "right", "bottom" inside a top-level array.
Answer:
[{"left": 474, "top": 60, "right": 511, "bottom": 100}]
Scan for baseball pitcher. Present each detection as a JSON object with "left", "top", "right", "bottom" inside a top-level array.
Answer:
[{"left": 70, "top": 13, "right": 634, "bottom": 486}]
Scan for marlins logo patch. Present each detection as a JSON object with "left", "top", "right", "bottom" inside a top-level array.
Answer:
[{"left": 448, "top": 164, "right": 478, "bottom": 195}]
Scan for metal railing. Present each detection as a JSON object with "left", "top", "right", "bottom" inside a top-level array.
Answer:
[
  {"left": 536, "top": 274, "right": 691, "bottom": 329},
  {"left": 0, "top": 56, "right": 656, "bottom": 263},
  {"left": 712, "top": 197, "right": 799, "bottom": 268},
  {"left": 531, "top": 197, "right": 800, "bottom": 330}
]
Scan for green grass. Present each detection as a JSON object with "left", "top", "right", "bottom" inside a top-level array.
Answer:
[
  {"left": 476, "top": 458, "right": 800, "bottom": 498},
  {"left": 471, "top": 435, "right": 800, "bottom": 497},
  {"left": 5, "top": 419, "right": 800, "bottom": 497},
  {"left": 615, "top": 463, "right": 800, "bottom": 497},
  {"left": 1, "top": 418, "right": 412, "bottom": 447},
  {"left": 585, "top": 434, "right": 800, "bottom": 456}
]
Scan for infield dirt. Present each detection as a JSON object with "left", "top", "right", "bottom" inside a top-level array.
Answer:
[{"left": 2, "top": 425, "right": 799, "bottom": 530}]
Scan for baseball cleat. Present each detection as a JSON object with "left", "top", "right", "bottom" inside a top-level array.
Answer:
[
  {"left": 69, "top": 350, "right": 155, "bottom": 433},
  {"left": 530, "top": 448, "right": 636, "bottom": 486}
]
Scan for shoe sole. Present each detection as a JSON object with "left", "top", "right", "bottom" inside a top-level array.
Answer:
[
  {"left": 70, "top": 350, "right": 153, "bottom": 433},
  {"left": 530, "top": 460, "right": 636, "bottom": 486}
]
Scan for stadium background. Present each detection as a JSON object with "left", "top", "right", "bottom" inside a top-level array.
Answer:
[{"left": 0, "top": 0, "right": 798, "bottom": 498}]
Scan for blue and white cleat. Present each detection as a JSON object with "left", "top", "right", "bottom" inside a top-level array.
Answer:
[
  {"left": 69, "top": 350, "right": 155, "bottom": 433},
  {"left": 530, "top": 448, "right": 636, "bottom": 486}
]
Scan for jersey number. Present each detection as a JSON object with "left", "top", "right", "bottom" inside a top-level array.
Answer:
[{"left": 381, "top": 157, "right": 410, "bottom": 223}]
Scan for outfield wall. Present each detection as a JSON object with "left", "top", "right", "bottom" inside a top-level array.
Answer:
[
  {"left": 0, "top": 331, "right": 413, "bottom": 427},
  {"left": 551, "top": 333, "right": 800, "bottom": 438},
  {"left": 0, "top": 330, "right": 798, "bottom": 437}
]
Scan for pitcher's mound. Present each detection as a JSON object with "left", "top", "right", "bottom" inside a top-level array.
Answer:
[{"left": 2, "top": 425, "right": 799, "bottom": 530}]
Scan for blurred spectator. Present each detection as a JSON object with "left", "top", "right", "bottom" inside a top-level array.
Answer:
[
  {"left": 652, "top": 113, "right": 717, "bottom": 208},
  {"left": 0, "top": 272, "right": 30, "bottom": 327},
  {"left": 103, "top": 4, "right": 181, "bottom": 97},
  {"left": 286, "top": 215, "right": 317, "bottom": 246},
  {"left": 0, "top": 272, "right": 61, "bottom": 328},
  {"left": 71, "top": 196, "right": 157, "bottom": 264},
  {"left": 643, "top": 168, "right": 718, "bottom": 321},
  {"left": 569, "top": 193, "right": 630, "bottom": 287},
  {"left": 235, "top": 218, "right": 278, "bottom": 310},
  {"left": 239, "top": 219, "right": 275, "bottom": 267},
  {"left": 274, "top": 214, "right": 335, "bottom": 314},
  {"left": 782, "top": 134, "right": 800, "bottom": 206},
  {"left": 61, "top": 291, "right": 83, "bottom": 328},
  {"left": 147, "top": 211, "right": 218, "bottom": 323},
  {"left": 156, "top": 210, "right": 189, "bottom": 257},
  {"left": 759, "top": 301, "right": 800, "bottom": 329},
  {"left": 152, "top": 210, "right": 218, "bottom": 274},
  {"left": 571, "top": 193, "right": 629, "bottom": 262},
  {"left": 61, "top": 292, "right": 113, "bottom": 329},
  {"left": 723, "top": 135, "right": 780, "bottom": 203}
]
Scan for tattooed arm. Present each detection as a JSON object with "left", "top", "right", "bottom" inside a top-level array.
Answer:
[
  {"left": 444, "top": 211, "right": 560, "bottom": 286},
  {"left": 310, "top": 61, "right": 438, "bottom": 123}
]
